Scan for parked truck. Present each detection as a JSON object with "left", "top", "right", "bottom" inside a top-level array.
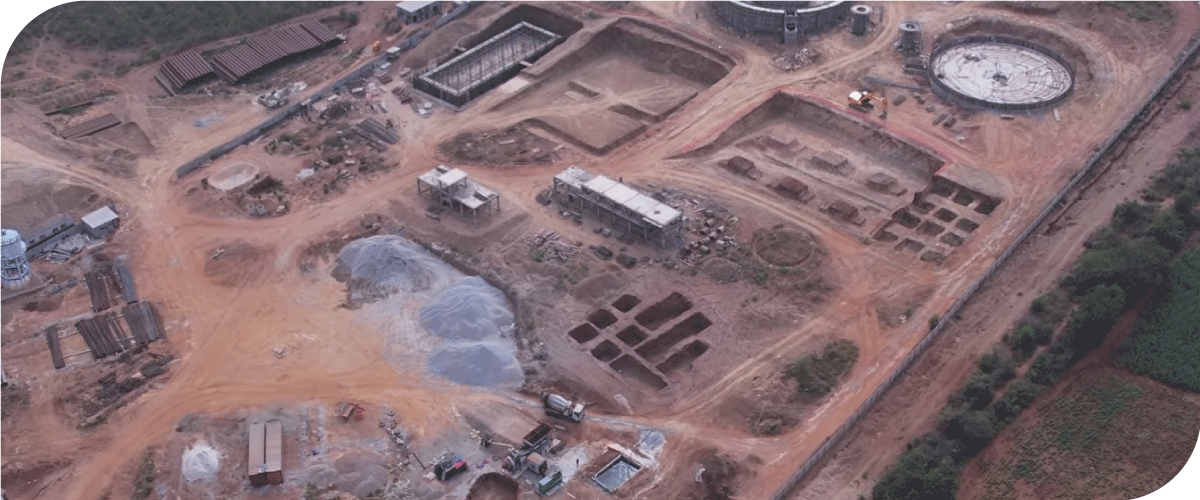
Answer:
[{"left": 541, "top": 393, "right": 584, "bottom": 423}]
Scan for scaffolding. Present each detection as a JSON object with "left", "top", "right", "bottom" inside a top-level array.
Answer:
[
  {"left": 414, "top": 21, "right": 562, "bottom": 106},
  {"left": 417, "top": 166, "right": 501, "bottom": 220},
  {"left": 552, "top": 167, "right": 682, "bottom": 247}
]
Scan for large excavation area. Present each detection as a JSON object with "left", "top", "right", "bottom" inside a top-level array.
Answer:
[{"left": 3, "top": 2, "right": 1198, "bottom": 500}]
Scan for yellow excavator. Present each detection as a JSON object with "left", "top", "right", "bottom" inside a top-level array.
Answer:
[{"left": 848, "top": 90, "right": 888, "bottom": 119}]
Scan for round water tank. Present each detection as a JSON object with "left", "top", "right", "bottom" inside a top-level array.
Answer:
[
  {"left": 850, "top": 5, "right": 871, "bottom": 36},
  {"left": 900, "top": 21, "right": 921, "bottom": 52}
]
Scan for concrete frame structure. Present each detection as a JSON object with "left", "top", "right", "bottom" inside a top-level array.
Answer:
[
  {"left": 417, "top": 166, "right": 501, "bottom": 220},
  {"left": 710, "top": 1, "right": 850, "bottom": 44},
  {"left": 396, "top": 1, "right": 442, "bottom": 25},
  {"left": 1, "top": 229, "right": 31, "bottom": 289},
  {"left": 552, "top": 167, "right": 683, "bottom": 246},
  {"left": 414, "top": 21, "right": 562, "bottom": 106}
]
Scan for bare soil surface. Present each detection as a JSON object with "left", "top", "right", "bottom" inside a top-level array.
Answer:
[{"left": 3, "top": 2, "right": 1198, "bottom": 500}]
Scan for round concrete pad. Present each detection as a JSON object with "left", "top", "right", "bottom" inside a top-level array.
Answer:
[{"left": 208, "top": 162, "right": 259, "bottom": 191}]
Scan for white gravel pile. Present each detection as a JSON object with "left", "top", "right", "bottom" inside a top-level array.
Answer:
[{"left": 181, "top": 442, "right": 220, "bottom": 482}]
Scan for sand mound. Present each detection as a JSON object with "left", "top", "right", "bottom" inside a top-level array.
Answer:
[
  {"left": 335, "top": 235, "right": 456, "bottom": 303},
  {"left": 419, "top": 277, "right": 514, "bottom": 341},
  {"left": 181, "top": 443, "right": 220, "bottom": 482},
  {"left": 429, "top": 342, "right": 524, "bottom": 387}
]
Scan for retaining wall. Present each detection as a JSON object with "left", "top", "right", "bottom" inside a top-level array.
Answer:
[
  {"left": 710, "top": 1, "right": 849, "bottom": 41},
  {"left": 768, "top": 35, "right": 1200, "bottom": 500}
]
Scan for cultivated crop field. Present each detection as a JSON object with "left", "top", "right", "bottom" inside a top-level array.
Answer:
[
  {"left": 961, "top": 370, "right": 1200, "bottom": 500},
  {"left": 1119, "top": 248, "right": 1200, "bottom": 391}
]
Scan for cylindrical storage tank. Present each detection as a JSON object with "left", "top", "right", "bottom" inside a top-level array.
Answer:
[
  {"left": 1, "top": 228, "right": 31, "bottom": 289},
  {"left": 850, "top": 5, "right": 871, "bottom": 36},
  {"left": 899, "top": 21, "right": 921, "bottom": 52}
]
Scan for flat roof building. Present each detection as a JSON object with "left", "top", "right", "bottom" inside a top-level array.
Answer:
[
  {"left": 417, "top": 166, "right": 501, "bottom": 221},
  {"left": 552, "top": 166, "right": 682, "bottom": 246},
  {"left": 396, "top": 1, "right": 442, "bottom": 24},
  {"left": 81, "top": 206, "right": 119, "bottom": 238}
]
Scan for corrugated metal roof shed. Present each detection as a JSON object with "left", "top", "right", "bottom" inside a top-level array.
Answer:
[
  {"left": 212, "top": 21, "right": 340, "bottom": 82},
  {"left": 265, "top": 420, "right": 283, "bottom": 473},
  {"left": 60, "top": 113, "right": 121, "bottom": 140},
  {"left": 156, "top": 50, "right": 215, "bottom": 91},
  {"left": 248, "top": 422, "right": 265, "bottom": 477}
]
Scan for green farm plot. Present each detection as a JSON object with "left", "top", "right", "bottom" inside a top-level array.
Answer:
[
  {"left": 1119, "top": 248, "right": 1200, "bottom": 391},
  {"left": 961, "top": 370, "right": 1200, "bottom": 500}
]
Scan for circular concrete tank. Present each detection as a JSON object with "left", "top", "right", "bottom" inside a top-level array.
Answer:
[
  {"left": 710, "top": 1, "right": 851, "bottom": 43},
  {"left": 850, "top": 5, "right": 871, "bottom": 36},
  {"left": 929, "top": 35, "right": 1074, "bottom": 111}
]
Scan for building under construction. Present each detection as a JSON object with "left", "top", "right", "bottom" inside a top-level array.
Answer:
[
  {"left": 417, "top": 166, "right": 501, "bottom": 220},
  {"left": 552, "top": 166, "right": 683, "bottom": 246},
  {"left": 414, "top": 21, "right": 563, "bottom": 106}
]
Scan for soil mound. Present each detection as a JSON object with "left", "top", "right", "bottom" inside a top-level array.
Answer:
[{"left": 334, "top": 235, "right": 456, "bottom": 303}]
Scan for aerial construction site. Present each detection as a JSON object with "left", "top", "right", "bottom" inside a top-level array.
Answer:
[{"left": 2, "top": 2, "right": 1199, "bottom": 500}]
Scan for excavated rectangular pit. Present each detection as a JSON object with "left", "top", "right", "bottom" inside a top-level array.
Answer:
[
  {"left": 588, "top": 309, "right": 618, "bottom": 329},
  {"left": 591, "top": 339, "right": 621, "bottom": 362},
  {"left": 610, "top": 355, "right": 668, "bottom": 390},
  {"left": 893, "top": 209, "right": 922, "bottom": 229},
  {"left": 896, "top": 238, "right": 925, "bottom": 253},
  {"left": 635, "top": 312, "right": 713, "bottom": 362},
  {"left": 918, "top": 220, "right": 945, "bottom": 237},
  {"left": 934, "top": 207, "right": 958, "bottom": 222},
  {"left": 500, "top": 19, "right": 734, "bottom": 155},
  {"left": 594, "top": 455, "right": 642, "bottom": 493},
  {"left": 921, "top": 250, "right": 947, "bottom": 264},
  {"left": 956, "top": 218, "right": 980, "bottom": 233},
  {"left": 616, "top": 325, "right": 648, "bottom": 346},
  {"left": 612, "top": 294, "right": 641, "bottom": 313},
  {"left": 976, "top": 196, "right": 1001, "bottom": 215},
  {"left": 634, "top": 292, "right": 693, "bottom": 331},
  {"left": 912, "top": 198, "right": 936, "bottom": 215},
  {"left": 952, "top": 188, "right": 978, "bottom": 207},
  {"left": 656, "top": 340, "right": 709, "bottom": 376},
  {"left": 873, "top": 229, "right": 899, "bottom": 242},
  {"left": 940, "top": 232, "right": 965, "bottom": 247},
  {"left": 568, "top": 323, "right": 599, "bottom": 343}
]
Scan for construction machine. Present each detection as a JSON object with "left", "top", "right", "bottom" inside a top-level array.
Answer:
[
  {"left": 848, "top": 90, "right": 888, "bottom": 119},
  {"left": 371, "top": 40, "right": 383, "bottom": 53},
  {"left": 541, "top": 393, "right": 585, "bottom": 423}
]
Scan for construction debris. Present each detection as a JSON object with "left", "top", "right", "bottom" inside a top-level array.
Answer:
[
  {"left": 527, "top": 229, "right": 579, "bottom": 263},
  {"left": 770, "top": 49, "right": 820, "bottom": 71}
]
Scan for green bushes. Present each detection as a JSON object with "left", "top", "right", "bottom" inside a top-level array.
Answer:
[
  {"left": 1118, "top": 249, "right": 1200, "bottom": 391},
  {"left": 786, "top": 339, "right": 859, "bottom": 397},
  {"left": 18, "top": 2, "right": 332, "bottom": 55}
]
